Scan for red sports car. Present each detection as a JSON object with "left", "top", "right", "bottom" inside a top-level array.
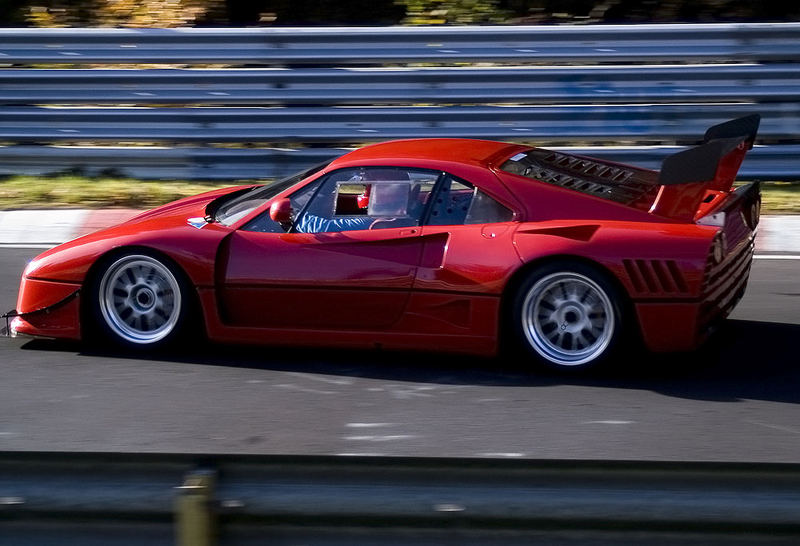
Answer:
[{"left": 6, "top": 115, "right": 761, "bottom": 370}]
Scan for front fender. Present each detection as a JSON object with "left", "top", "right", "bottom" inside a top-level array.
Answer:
[{"left": 23, "top": 220, "right": 232, "bottom": 288}]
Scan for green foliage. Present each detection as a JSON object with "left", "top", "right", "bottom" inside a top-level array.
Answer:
[
  {"left": 23, "top": 0, "right": 226, "bottom": 27},
  {"left": 0, "top": 175, "right": 233, "bottom": 209},
  {"left": 398, "top": 0, "right": 509, "bottom": 24},
  {"left": 11, "top": 0, "right": 800, "bottom": 26},
  {"left": 759, "top": 182, "right": 800, "bottom": 215}
]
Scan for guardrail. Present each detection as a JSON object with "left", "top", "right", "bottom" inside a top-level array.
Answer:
[
  {"left": 1, "top": 24, "right": 799, "bottom": 181},
  {"left": 0, "top": 145, "right": 347, "bottom": 180},
  {"left": 3, "top": 24, "right": 800, "bottom": 64},
  {"left": 3, "top": 452, "right": 800, "bottom": 546},
  {"left": 2, "top": 64, "right": 800, "bottom": 105},
  {"left": 3, "top": 145, "right": 797, "bottom": 181},
  {"left": 4, "top": 104, "right": 799, "bottom": 143}
]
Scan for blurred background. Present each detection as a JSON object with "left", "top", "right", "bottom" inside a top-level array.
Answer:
[{"left": 1, "top": 0, "right": 799, "bottom": 27}]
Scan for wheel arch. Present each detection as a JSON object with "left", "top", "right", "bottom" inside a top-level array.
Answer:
[
  {"left": 499, "top": 254, "right": 638, "bottom": 349},
  {"left": 80, "top": 245, "right": 205, "bottom": 341}
]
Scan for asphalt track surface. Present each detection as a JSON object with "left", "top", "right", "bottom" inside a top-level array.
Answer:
[{"left": 1, "top": 247, "right": 798, "bottom": 461}]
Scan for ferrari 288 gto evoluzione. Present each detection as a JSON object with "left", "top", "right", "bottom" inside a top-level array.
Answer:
[{"left": 6, "top": 115, "right": 762, "bottom": 370}]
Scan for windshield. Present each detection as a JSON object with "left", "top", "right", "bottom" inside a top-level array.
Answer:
[{"left": 213, "top": 160, "right": 332, "bottom": 226}]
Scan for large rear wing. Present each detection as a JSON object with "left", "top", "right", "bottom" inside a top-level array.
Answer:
[{"left": 651, "top": 114, "right": 760, "bottom": 221}]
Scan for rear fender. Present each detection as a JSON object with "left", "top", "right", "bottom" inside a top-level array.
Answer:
[{"left": 512, "top": 221, "right": 713, "bottom": 300}]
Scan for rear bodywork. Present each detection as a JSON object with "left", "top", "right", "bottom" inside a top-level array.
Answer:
[
  {"left": 499, "top": 115, "right": 760, "bottom": 351},
  {"left": 7, "top": 117, "right": 761, "bottom": 357}
]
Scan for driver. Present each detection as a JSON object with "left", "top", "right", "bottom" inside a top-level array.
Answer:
[
  {"left": 294, "top": 181, "right": 412, "bottom": 233},
  {"left": 295, "top": 212, "right": 373, "bottom": 233}
]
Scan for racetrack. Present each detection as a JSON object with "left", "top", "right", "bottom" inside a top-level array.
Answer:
[{"left": 1, "top": 247, "right": 799, "bottom": 461}]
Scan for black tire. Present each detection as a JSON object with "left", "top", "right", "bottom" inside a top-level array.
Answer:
[
  {"left": 89, "top": 251, "right": 192, "bottom": 350},
  {"left": 511, "top": 261, "right": 627, "bottom": 371}
]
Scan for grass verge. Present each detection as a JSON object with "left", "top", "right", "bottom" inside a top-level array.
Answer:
[
  {"left": 0, "top": 175, "right": 798, "bottom": 213},
  {"left": 758, "top": 182, "right": 800, "bottom": 214},
  {"left": 0, "top": 175, "right": 236, "bottom": 210}
]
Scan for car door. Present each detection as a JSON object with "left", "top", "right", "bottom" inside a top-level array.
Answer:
[{"left": 219, "top": 167, "right": 438, "bottom": 330}]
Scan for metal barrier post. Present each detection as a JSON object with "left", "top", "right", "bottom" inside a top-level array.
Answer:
[{"left": 175, "top": 469, "right": 217, "bottom": 546}]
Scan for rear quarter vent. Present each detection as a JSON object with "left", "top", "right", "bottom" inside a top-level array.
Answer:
[{"left": 623, "top": 259, "right": 689, "bottom": 296}]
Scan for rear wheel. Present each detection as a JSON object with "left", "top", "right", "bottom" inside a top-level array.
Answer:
[
  {"left": 92, "top": 253, "right": 188, "bottom": 348},
  {"left": 513, "top": 263, "right": 625, "bottom": 370}
]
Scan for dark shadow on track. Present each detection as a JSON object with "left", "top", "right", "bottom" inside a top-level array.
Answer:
[{"left": 17, "top": 318, "right": 800, "bottom": 405}]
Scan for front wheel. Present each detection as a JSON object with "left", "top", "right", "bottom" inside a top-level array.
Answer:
[
  {"left": 92, "top": 253, "right": 188, "bottom": 348},
  {"left": 512, "top": 263, "right": 626, "bottom": 370}
]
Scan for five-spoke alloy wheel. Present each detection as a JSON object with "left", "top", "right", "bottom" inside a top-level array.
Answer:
[{"left": 94, "top": 253, "right": 186, "bottom": 347}]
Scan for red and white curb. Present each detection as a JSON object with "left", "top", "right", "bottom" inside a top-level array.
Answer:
[
  {"left": 757, "top": 215, "right": 800, "bottom": 255},
  {"left": 0, "top": 208, "right": 798, "bottom": 255},
  {"left": 0, "top": 209, "right": 141, "bottom": 248}
]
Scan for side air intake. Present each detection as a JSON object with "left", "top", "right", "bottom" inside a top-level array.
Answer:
[{"left": 623, "top": 259, "right": 689, "bottom": 295}]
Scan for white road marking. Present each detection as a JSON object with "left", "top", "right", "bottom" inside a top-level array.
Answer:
[
  {"left": 344, "top": 435, "right": 418, "bottom": 442},
  {"left": 476, "top": 452, "right": 525, "bottom": 457},
  {"left": 388, "top": 385, "right": 437, "bottom": 399},
  {"left": 435, "top": 503, "right": 466, "bottom": 512},
  {"left": 286, "top": 372, "right": 352, "bottom": 385},
  {"left": 745, "top": 420, "right": 800, "bottom": 435},
  {"left": 345, "top": 423, "right": 395, "bottom": 428},
  {"left": 335, "top": 452, "right": 387, "bottom": 457},
  {"left": 582, "top": 420, "right": 635, "bottom": 425},
  {"left": 273, "top": 383, "right": 336, "bottom": 395},
  {"left": 753, "top": 255, "right": 800, "bottom": 260}
]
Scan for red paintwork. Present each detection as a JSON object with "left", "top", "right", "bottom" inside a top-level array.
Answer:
[
  {"left": 13, "top": 276, "right": 82, "bottom": 339},
  {"left": 16, "top": 276, "right": 80, "bottom": 313},
  {"left": 221, "top": 227, "right": 422, "bottom": 329},
  {"left": 12, "top": 138, "right": 757, "bottom": 356},
  {"left": 13, "top": 294, "right": 81, "bottom": 339},
  {"left": 269, "top": 198, "right": 292, "bottom": 224},
  {"left": 634, "top": 303, "right": 704, "bottom": 352}
]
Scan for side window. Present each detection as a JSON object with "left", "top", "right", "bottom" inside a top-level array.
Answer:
[
  {"left": 428, "top": 178, "right": 474, "bottom": 225},
  {"left": 465, "top": 188, "right": 515, "bottom": 224},
  {"left": 294, "top": 167, "right": 437, "bottom": 233},
  {"left": 428, "top": 176, "right": 514, "bottom": 226}
]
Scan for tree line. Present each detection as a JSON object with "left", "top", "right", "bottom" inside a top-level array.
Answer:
[{"left": 0, "top": 0, "right": 796, "bottom": 26}]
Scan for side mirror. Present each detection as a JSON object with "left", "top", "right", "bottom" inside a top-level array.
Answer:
[{"left": 269, "top": 198, "right": 293, "bottom": 225}]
